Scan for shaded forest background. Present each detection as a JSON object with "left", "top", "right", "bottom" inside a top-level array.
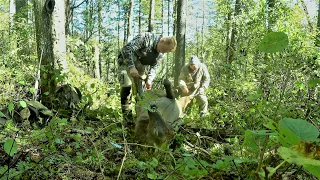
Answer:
[{"left": 0, "top": 0, "right": 319, "bottom": 179}]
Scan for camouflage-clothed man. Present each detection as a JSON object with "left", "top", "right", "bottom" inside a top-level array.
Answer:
[
  {"left": 117, "top": 32, "right": 176, "bottom": 128},
  {"left": 178, "top": 55, "right": 210, "bottom": 118}
]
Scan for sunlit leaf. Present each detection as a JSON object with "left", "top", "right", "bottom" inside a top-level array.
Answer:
[
  {"left": 4, "top": 139, "right": 18, "bottom": 156},
  {"left": 8, "top": 103, "right": 14, "bottom": 115},
  {"left": 279, "top": 118, "right": 319, "bottom": 142},
  {"left": 147, "top": 173, "right": 157, "bottom": 179},
  {"left": 258, "top": 32, "right": 289, "bottom": 53},
  {"left": 29, "top": 88, "right": 35, "bottom": 94},
  {"left": 19, "top": 101, "right": 27, "bottom": 108}
]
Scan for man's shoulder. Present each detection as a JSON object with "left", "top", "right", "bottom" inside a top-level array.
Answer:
[{"left": 199, "top": 63, "right": 208, "bottom": 69}]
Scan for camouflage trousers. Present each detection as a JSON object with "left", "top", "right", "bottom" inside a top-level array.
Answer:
[
  {"left": 117, "top": 60, "right": 147, "bottom": 128},
  {"left": 183, "top": 92, "right": 208, "bottom": 114},
  {"left": 194, "top": 94, "right": 208, "bottom": 114}
]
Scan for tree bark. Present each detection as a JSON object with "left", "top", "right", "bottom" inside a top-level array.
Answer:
[
  {"left": 299, "top": 0, "right": 313, "bottom": 31},
  {"left": 174, "top": 0, "right": 186, "bottom": 88},
  {"left": 94, "top": 37, "right": 100, "bottom": 79},
  {"left": 33, "top": 0, "right": 56, "bottom": 106},
  {"left": 148, "top": 0, "right": 155, "bottom": 32},
  {"left": 52, "top": 0, "right": 67, "bottom": 73},
  {"left": 316, "top": 0, "right": 320, "bottom": 46},
  {"left": 139, "top": 0, "right": 141, "bottom": 33},
  {"left": 127, "top": 0, "right": 133, "bottom": 42}
]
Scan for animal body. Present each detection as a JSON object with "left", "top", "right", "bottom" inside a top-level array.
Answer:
[{"left": 135, "top": 79, "right": 191, "bottom": 146}]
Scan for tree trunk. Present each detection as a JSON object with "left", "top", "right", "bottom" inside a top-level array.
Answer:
[
  {"left": 98, "top": 0, "right": 102, "bottom": 79},
  {"left": 127, "top": 0, "right": 133, "bottom": 42},
  {"left": 94, "top": 37, "right": 100, "bottom": 79},
  {"left": 9, "top": 0, "right": 15, "bottom": 36},
  {"left": 227, "top": 0, "right": 241, "bottom": 65},
  {"left": 316, "top": 0, "right": 320, "bottom": 46},
  {"left": 139, "top": 0, "right": 141, "bottom": 33},
  {"left": 148, "top": 0, "right": 155, "bottom": 32},
  {"left": 123, "top": 9, "right": 128, "bottom": 45},
  {"left": 15, "top": 0, "right": 28, "bottom": 60},
  {"left": 201, "top": 0, "right": 205, "bottom": 59},
  {"left": 33, "top": 0, "right": 56, "bottom": 106},
  {"left": 52, "top": 0, "right": 67, "bottom": 73},
  {"left": 299, "top": 0, "right": 313, "bottom": 31},
  {"left": 174, "top": 0, "right": 186, "bottom": 88},
  {"left": 65, "top": 0, "right": 72, "bottom": 35}
]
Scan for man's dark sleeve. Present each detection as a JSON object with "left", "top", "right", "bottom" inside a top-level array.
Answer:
[
  {"left": 122, "top": 33, "right": 149, "bottom": 68},
  {"left": 147, "top": 54, "right": 163, "bottom": 82}
]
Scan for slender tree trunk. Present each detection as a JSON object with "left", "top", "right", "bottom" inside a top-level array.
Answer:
[
  {"left": 127, "top": 0, "right": 133, "bottom": 42},
  {"left": 316, "top": 0, "right": 320, "bottom": 46},
  {"left": 225, "top": 2, "right": 232, "bottom": 63},
  {"left": 52, "top": 0, "right": 67, "bottom": 73},
  {"left": 98, "top": 0, "right": 102, "bottom": 79},
  {"left": 148, "top": 0, "right": 155, "bottom": 32},
  {"left": 15, "top": 0, "right": 28, "bottom": 60},
  {"left": 201, "top": 0, "right": 205, "bottom": 59},
  {"left": 174, "top": 0, "right": 186, "bottom": 88},
  {"left": 33, "top": 0, "right": 56, "bottom": 106},
  {"left": 167, "top": 0, "right": 170, "bottom": 35},
  {"left": 65, "top": 0, "right": 72, "bottom": 35},
  {"left": 166, "top": 0, "right": 171, "bottom": 76},
  {"left": 173, "top": 0, "right": 177, "bottom": 36},
  {"left": 227, "top": 0, "right": 241, "bottom": 65},
  {"left": 299, "top": 0, "right": 313, "bottom": 31},
  {"left": 94, "top": 37, "right": 100, "bottom": 79},
  {"left": 139, "top": 0, "right": 141, "bottom": 33},
  {"left": 9, "top": 0, "right": 15, "bottom": 36},
  {"left": 116, "top": 0, "right": 121, "bottom": 80},
  {"left": 123, "top": 9, "right": 128, "bottom": 44}
]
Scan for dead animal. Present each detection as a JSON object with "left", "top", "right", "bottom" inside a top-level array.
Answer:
[{"left": 135, "top": 79, "right": 192, "bottom": 147}]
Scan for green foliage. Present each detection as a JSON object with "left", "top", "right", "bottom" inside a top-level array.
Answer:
[
  {"left": 4, "top": 138, "right": 18, "bottom": 156},
  {"left": 279, "top": 118, "right": 319, "bottom": 143},
  {"left": 258, "top": 32, "right": 289, "bottom": 53}
]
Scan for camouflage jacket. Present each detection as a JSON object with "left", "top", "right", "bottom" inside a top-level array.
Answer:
[
  {"left": 178, "top": 63, "right": 210, "bottom": 94},
  {"left": 118, "top": 32, "right": 164, "bottom": 82}
]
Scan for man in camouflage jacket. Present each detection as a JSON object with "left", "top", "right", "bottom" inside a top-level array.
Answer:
[
  {"left": 117, "top": 32, "right": 176, "bottom": 127},
  {"left": 178, "top": 55, "right": 210, "bottom": 118}
]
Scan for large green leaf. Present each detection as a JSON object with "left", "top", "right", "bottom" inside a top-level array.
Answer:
[
  {"left": 4, "top": 139, "right": 18, "bottom": 156},
  {"left": 278, "top": 147, "right": 320, "bottom": 167},
  {"left": 279, "top": 118, "right": 319, "bottom": 142},
  {"left": 258, "top": 32, "right": 289, "bottom": 53},
  {"left": 304, "top": 165, "right": 320, "bottom": 179}
]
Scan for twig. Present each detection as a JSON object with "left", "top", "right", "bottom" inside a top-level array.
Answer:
[
  {"left": 117, "top": 124, "right": 129, "bottom": 180},
  {"left": 184, "top": 140, "right": 210, "bottom": 156},
  {"left": 72, "top": 0, "right": 87, "bottom": 9}
]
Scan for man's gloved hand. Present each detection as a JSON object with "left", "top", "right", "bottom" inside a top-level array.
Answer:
[
  {"left": 129, "top": 66, "right": 139, "bottom": 77},
  {"left": 183, "top": 87, "right": 189, "bottom": 94},
  {"left": 199, "top": 87, "right": 205, "bottom": 94},
  {"left": 146, "top": 80, "right": 152, "bottom": 90}
]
